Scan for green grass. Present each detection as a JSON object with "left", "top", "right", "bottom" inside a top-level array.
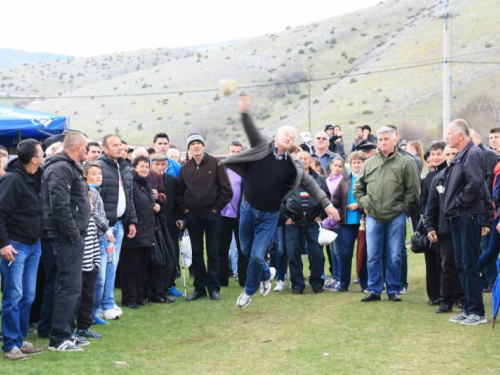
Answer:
[{"left": 2, "top": 251, "right": 499, "bottom": 374}]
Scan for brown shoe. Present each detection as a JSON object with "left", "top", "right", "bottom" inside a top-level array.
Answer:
[
  {"left": 20, "top": 341, "right": 44, "bottom": 355},
  {"left": 4, "top": 347, "right": 28, "bottom": 361}
]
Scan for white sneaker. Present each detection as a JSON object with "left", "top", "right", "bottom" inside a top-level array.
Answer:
[
  {"left": 237, "top": 292, "right": 252, "bottom": 309},
  {"left": 113, "top": 304, "right": 123, "bottom": 313},
  {"left": 103, "top": 309, "right": 120, "bottom": 320},
  {"left": 461, "top": 314, "right": 488, "bottom": 325},
  {"left": 260, "top": 267, "right": 276, "bottom": 297},
  {"left": 48, "top": 340, "right": 83, "bottom": 352},
  {"left": 274, "top": 280, "right": 286, "bottom": 292}
]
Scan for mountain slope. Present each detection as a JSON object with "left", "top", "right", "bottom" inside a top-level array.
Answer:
[{"left": 1, "top": 0, "right": 499, "bottom": 151}]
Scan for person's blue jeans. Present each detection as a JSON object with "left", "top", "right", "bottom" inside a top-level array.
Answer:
[
  {"left": 286, "top": 222, "right": 325, "bottom": 291},
  {"left": 400, "top": 229, "right": 408, "bottom": 289},
  {"left": 239, "top": 200, "right": 279, "bottom": 296},
  {"left": 37, "top": 240, "right": 57, "bottom": 338},
  {"left": 329, "top": 229, "right": 341, "bottom": 280},
  {"left": 450, "top": 214, "right": 485, "bottom": 316},
  {"left": 94, "top": 220, "right": 124, "bottom": 313},
  {"left": 229, "top": 233, "right": 238, "bottom": 276},
  {"left": 366, "top": 213, "right": 406, "bottom": 296},
  {"left": 338, "top": 224, "right": 360, "bottom": 290},
  {"left": 1, "top": 239, "right": 41, "bottom": 352},
  {"left": 275, "top": 224, "right": 287, "bottom": 282}
]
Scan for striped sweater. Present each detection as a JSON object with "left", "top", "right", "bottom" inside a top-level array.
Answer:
[{"left": 83, "top": 218, "right": 100, "bottom": 272}]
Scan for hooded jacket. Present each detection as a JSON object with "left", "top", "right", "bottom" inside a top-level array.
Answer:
[
  {"left": 98, "top": 153, "right": 138, "bottom": 227},
  {"left": 223, "top": 113, "right": 331, "bottom": 210},
  {"left": 42, "top": 151, "right": 91, "bottom": 243},
  {"left": 0, "top": 158, "right": 44, "bottom": 247}
]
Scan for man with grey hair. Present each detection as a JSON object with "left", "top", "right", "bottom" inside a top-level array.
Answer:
[
  {"left": 444, "top": 119, "right": 491, "bottom": 325},
  {"left": 354, "top": 126, "right": 420, "bottom": 303},
  {"left": 223, "top": 95, "right": 340, "bottom": 308}
]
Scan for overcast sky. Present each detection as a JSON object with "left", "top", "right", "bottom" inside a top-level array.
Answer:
[{"left": 1, "top": 0, "right": 382, "bottom": 57}]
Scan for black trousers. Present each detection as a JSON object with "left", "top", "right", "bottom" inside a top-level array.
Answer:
[
  {"left": 186, "top": 210, "right": 221, "bottom": 293},
  {"left": 439, "top": 234, "right": 464, "bottom": 305},
  {"left": 120, "top": 247, "right": 150, "bottom": 305},
  {"left": 218, "top": 216, "right": 247, "bottom": 287},
  {"left": 73, "top": 268, "right": 98, "bottom": 330},
  {"left": 424, "top": 244, "right": 441, "bottom": 302},
  {"left": 49, "top": 234, "right": 85, "bottom": 345}
]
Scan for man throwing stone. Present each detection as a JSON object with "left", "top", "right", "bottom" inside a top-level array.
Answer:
[{"left": 223, "top": 95, "right": 340, "bottom": 308}]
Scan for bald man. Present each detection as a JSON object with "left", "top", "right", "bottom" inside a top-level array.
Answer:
[{"left": 42, "top": 132, "right": 92, "bottom": 351}]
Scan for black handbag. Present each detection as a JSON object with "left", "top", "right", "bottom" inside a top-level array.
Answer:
[{"left": 410, "top": 217, "right": 433, "bottom": 254}]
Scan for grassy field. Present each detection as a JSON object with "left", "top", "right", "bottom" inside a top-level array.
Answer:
[{"left": 1, "top": 250, "right": 499, "bottom": 374}]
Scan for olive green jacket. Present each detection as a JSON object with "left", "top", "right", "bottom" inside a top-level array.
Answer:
[{"left": 353, "top": 150, "right": 420, "bottom": 222}]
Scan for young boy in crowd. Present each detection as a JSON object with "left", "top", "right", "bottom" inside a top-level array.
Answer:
[{"left": 73, "top": 162, "right": 116, "bottom": 340}]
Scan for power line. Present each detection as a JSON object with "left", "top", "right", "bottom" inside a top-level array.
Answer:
[{"left": 0, "top": 61, "right": 444, "bottom": 101}]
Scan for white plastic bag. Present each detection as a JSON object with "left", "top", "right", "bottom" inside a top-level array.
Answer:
[
  {"left": 180, "top": 229, "right": 192, "bottom": 268},
  {"left": 318, "top": 222, "right": 338, "bottom": 246}
]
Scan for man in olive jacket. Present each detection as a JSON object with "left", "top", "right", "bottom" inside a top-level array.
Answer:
[{"left": 354, "top": 126, "right": 420, "bottom": 302}]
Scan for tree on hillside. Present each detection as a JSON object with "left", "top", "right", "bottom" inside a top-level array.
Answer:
[{"left": 456, "top": 95, "right": 500, "bottom": 138}]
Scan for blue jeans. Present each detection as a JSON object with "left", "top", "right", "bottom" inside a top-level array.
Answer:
[
  {"left": 366, "top": 213, "right": 406, "bottom": 296},
  {"left": 329, "top": 229, "right": 341, "bottom": 280},
  {"left": 275, "top": 224, "right": 287, "bottom": 282},
  {"left": 229, "top": 233, "right": 238, "bottom": 276},
  {"left": 239, "top": 200, "right": 279, "bottom": 296},
  {"left": 286, "top": 222, "right": 325, "bottom": 291},
  {"left": 1, "top": 239, "right": 41, "bottom": 352},
  {"left": 338, "top": 224, "right": 360, "bottom": 290},
  {"left": 450, "top": 214, "right": 485, "bottom": 316},
  {"left": 94, "top": 220, "right": 124, "bottom": 313}
]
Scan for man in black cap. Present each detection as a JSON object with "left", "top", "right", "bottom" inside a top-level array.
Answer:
[
  {"left": 176, "top": 134, "right": 233, "bottom": 301},
  {"left": 356, "top": 140, "right": 377, "bottom": 158}
]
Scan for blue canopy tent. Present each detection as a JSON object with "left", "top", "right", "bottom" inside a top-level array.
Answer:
[{"left": 0, "top": 104, "right": 67, "bottom": 147}]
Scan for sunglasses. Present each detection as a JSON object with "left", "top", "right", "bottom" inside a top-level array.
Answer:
[{"left": 316, "top": 137, "right": 328, "bottom": 140}]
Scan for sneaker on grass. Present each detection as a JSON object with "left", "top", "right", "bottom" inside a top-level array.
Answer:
[
  {"left": 4, "top": 347, "right": 27, "bottom": 361},
  {"left": 94, "top": 314, "right": 110, "bottom": 325},
  {"left": 449, "top": 311, "right": 468, "bottom": 323},
  {"left": 260, "top": 267, "right": 276, "bottom": 297},
  {"left": 71, "top": 332, "right": 90, "bottom": 346},
  {"left": 77, "top": 329, "right": 102, "bottom": 339},
  {"left": 168, "top": 286, "right": 184, "bottom": 298},
  {"left": 48, "top": 340, "right": 83, "bottom": 352},
  {"left": 237, "top": 292, "right": 252, "bottom": 309},
  {"left": 461, "top": 314, "right": 487, "bottom": 326},
  {"left": 20, "top": 341, "right": 44, "bottom": 355},
  {"left": 274, "top": 280, "right": 286, "bottom": 292}
]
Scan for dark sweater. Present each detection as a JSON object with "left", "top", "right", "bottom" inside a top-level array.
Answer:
[{"left": 244, "top": 152, "right": 296, "bottom": 212}]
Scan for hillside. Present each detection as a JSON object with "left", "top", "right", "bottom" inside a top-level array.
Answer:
[
  {"left": 1, "top": 0, "right": 499, "bottom": 152},
  {"left": 0, "top": 48, "right": 72, "bottom": 68}
]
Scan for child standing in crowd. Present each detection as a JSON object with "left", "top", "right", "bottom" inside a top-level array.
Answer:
[
  {"left": 324, "top": 157, "right": 345, "bottom": 289},
  {"left": 78, "top": 162, "right": 116, "bottom": 334},
  {"left": 332, "top": 152, "right": 366, "bottom": 292}
]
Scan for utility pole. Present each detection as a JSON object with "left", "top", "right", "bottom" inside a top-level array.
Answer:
[
  {"left": 441, "top": 0, "right": 452, "bottom": 139},
  {"left": 307, "top": 65, "right": 312, "bottom": 134}
]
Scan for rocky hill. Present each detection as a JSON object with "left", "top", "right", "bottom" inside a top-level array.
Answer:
[{"left": 1, "top": 0, "right": 499, "bottom": 152}]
